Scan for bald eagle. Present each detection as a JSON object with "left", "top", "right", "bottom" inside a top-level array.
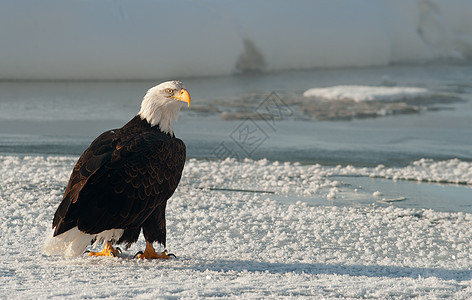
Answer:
[{"left": 43, "top": 81, "right": 190, "bottom": 258}]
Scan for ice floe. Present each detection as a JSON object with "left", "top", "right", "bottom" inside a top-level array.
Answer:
[{"left": 303, "top": 86, "right": 433, "bottom": 102}]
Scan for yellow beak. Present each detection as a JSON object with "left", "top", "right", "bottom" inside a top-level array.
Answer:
[{"left": 171, "top": 89, "right": 191, "bottom": 107}]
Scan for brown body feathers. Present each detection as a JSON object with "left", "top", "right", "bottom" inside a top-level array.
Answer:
[{"left": 52, "top": 115, "right": 186, "bottom": 248}]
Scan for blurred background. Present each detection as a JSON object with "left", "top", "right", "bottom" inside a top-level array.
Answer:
[
  {"left": 2, "top": 0, "right": 472, "bottom": 79},
  {"left": 0, "top": 0, "right": 471, "bottom": 166}
]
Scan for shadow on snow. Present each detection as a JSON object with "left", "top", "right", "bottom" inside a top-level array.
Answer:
[{"left": 181, "top": 259, "right": 472, "bottom": 282}]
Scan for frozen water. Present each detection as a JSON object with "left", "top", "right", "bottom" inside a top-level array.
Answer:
[{"left": 1, "top": 155, "right": 472, "bottom": 298}]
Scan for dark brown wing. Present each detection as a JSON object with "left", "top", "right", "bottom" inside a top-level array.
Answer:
[
  {"left": 52, "top": 130, "right": 116, "bottom": 235},
  {"left": 53, "top": 130, "right": 186, "bottom": 237}
]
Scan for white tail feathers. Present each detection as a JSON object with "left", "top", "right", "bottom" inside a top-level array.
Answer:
[{"left": 42, "top": 227, "right": 124, "bottom": 258}]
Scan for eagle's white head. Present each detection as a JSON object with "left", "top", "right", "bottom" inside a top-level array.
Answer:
[{"left": 138, "top": 80, "right": 191, "bottom": 135}]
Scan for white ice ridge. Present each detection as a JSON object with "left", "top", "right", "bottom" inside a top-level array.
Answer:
[
  {"left": 1, "top": 0, "right": 472, "bottom": 79},
  {"left": 334, "top": 158, "right": 472, "bottom": 185},
  {"left": 303, "top": 85, "right": 433, "bottom": 102}
]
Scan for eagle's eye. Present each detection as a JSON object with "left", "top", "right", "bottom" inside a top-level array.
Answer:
[{"left": 165, "top": 88, "right": 174, "bottom": 95}]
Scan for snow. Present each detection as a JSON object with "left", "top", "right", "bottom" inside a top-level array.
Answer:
[
  {"left": 1, "top": 0, "right": 472, "bottom": 79},
  {"left": 373, "top": 191, "right": 383, "bottom": 197},
  {"left": 303, "top": 86, "right": 433, "bottom": 102},
  {"left": 1, "top": 155, "right": 472, "bottom": 298}
]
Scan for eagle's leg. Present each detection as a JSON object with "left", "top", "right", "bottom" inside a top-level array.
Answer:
[
  {"left": 88, "top": 241, "right": 121, "bottom": 257},
  {"left": 137, "top": 241, "right": 172, "bottom": 259}
]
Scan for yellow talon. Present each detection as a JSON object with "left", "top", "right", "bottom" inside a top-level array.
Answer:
[
  {"left": 88, "top": 241, "right": 121, "bottom": 257},
  {"left": 137, "top": 241, "right": 172, "bottom": 259}
]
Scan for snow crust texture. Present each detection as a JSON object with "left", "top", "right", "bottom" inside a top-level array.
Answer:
[{"left": 1, "top": 155, "right": 472, "bottom": 298}]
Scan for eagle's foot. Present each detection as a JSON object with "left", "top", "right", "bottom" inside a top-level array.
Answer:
[
  {"left": 88, "top": 241, "right": 121, "bottom": 257},
  {"left": 135, "top": 241, "right": 175, "bottom": 259},
  {"left": 137, "top": 250, "right": 172, "bottom": 259}
]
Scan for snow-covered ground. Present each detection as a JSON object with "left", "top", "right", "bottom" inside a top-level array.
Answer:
[
  {"left": 1, "top": 0, "right": 472, "bottom": 79},
  {"left": 1, "top": 155, "right": 472, "bottom": 298}
]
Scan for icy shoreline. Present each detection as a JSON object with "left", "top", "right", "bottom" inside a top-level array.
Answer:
[
  {"left": 1, "top": 155, "right": 472, "bottom": 298},
  {"left": 334, "top": 158, "right": 472, "bottom": 186}
]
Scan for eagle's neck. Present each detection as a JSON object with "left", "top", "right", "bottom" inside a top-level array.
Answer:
[
  {"left": 121, "top": 116, "right": 173, "bottom": 138},
  {"left": 137, "top": 95, "right": 182, "bottom": 135}
]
